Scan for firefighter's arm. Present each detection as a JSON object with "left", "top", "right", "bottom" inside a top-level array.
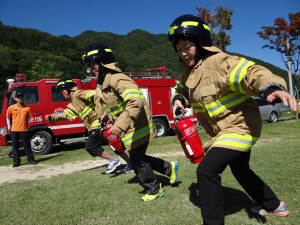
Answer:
[
  {"left": 220, "top": 55, "right": 296, "bottom": 108},
  {"left": 171, "top": 81, "right": 191, "bottom": 115},
  {"left": 78, "top": 89, "right": 97, "bottom": 103},
  {"left": 94, "top": 94, "right": 108, "bottom": 119},
  {"left": 171, "top": 80, "right": 190, "bottom": 107},
  {"left": 113, "top": 77, "right": 144, "bottom": 133},
  {"left": 46, "top": 108, "right": 79, "bottom": 123}
]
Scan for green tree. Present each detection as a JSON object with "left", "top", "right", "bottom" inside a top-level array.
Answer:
[
  {"left": 196, "top": 2, "right": 233, "bottom": 51},
  {"left": 257, "top": 12, "right": 300, "bottom": 91},
  {"left": 30, "top": 59, "right": 63, "bottom": 80}
]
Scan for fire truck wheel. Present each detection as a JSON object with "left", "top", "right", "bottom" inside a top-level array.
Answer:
[
  {"left": 30, "top": 131, "right": 53, "bottom": 155},
  {"left": 153, "top": 118, "right": 167, "bottom": 137}
]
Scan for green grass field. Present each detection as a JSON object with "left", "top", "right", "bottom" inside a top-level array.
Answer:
[{"left": 0, "top": 112, "right": 299, "bottom": 224}]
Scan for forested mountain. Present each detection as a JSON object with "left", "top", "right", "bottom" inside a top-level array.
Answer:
[{"left": 0, "top": 22, "right": 294, "bottom": 92}]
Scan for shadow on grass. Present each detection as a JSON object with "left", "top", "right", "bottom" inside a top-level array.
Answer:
[
  {"left": 50, "top": 141, "right": 87, "bottom": 154},
  {"left": 5, "top": 141, "right": 87, "bottom": 159},
  {"left": 125, "top": 173, "right": 182, "bottom": 194},
  {"left": 188, "top": 183, "right": 267, "bottom": 223}
]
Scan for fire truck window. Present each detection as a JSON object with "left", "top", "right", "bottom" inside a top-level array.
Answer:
[
  {"left": 51, "top": 86, "right": 69, "bottom": 102},
  {"left": 8, "top": 86, "right": 39, "bottom": 107}
]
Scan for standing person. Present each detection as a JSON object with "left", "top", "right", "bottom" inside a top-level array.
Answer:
[
  {"left": 168, "top": 14, "right": 296, "bottom": 224},
  {"left": 82, "top": 43, "right": 179, "bottom": 201},
  {"left": 6, "top": 92, "right": 37, "bottom": 167},
  {"left": 45, "top": 78, "right": 132, "bottom": 174}
]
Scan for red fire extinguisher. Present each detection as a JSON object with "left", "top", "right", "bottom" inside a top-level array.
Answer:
[
  {"left": 174, "top": 107, "right": 205, "bottom": 164},
  {"left": 100, "top": 116, "right": 126, "bottom": 153}
]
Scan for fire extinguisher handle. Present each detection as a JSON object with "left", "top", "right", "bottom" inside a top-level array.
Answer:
[{"left": 100, "top": 115, "right": 109, "bottom": 128}]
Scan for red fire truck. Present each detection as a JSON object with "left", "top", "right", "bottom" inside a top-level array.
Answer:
[{"left": 0, "top": 72, "right": 196, "bottom": 155}]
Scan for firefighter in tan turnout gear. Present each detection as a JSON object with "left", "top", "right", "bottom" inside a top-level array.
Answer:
[
  {"left": 45, "top": 78, "right": 132, "bottom": 174},
  {"left": 82, "top": 43, "right": 179, "bottom": 202},
  {"left": 168, "top": 14, "right": 297, "bottom": 224}
]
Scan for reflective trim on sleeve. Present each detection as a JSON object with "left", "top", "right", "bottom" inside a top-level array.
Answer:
[
  {"left": 91, "top": 119, "right": 100, "bottom": 128},
  {"left": 64, "top": 109, "right": 78, "bottom": 119},
  {"left": 175, "top": 81, "right": 188, "bottom": 91},
  {"left": 121, "top": 122, "right": 155, "bottom": 146},
  {"left": 79, "top": 103, "right": 95, "bottom": 120},
  {"left": 205, "top": 92, "right": 251, "bottom": 117},
  {"left": 110, "top": 101, "right": 127, "bottom": 115},
  {"left": 121, "top": 89, "right": 144, "bottom": 102},
  {"left": 212, "top": 133, "right": 259, "bottom": 150},
  {"left": 103, "top": 104, "right": 111, "bottom": 113},
  {"left": 191, "top": 103, "right": 206, "bottom": 113},
  {"left": 86, "top": 90, "right": 96, "bottom": 102},
  {"left": 230, "top": 58, "right": 255, "bottom": 93}
]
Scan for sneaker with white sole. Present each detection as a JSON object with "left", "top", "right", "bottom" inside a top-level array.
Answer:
[
  {"left": 105, "top": 159, "right": 121, "bottom": 174},
  {"left": 251, "top": 201, "right": 289, "bottom": 217},
  {"left": 119, "top": 164, "right": 134, "bottom": 174}
]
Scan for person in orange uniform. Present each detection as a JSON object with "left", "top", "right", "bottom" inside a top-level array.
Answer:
[{"left": 6, "top": 92, "right": 37, "bottom": 167}]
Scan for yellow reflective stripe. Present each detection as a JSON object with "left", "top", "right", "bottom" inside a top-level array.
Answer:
[
  {"left": 79, "top": 103, "right": 95, "bottom": 120},
  {"left": 64, "top": 109, "right": 78, "bottom": 119},
  {"left": 86, "top": 90, "right": 96, "bottom": 102},
  {"left": 82, "top": 55, "right": 86, "bottom": 60},
  {"left": 121, "top": 122, "right": 155, "bottom": 145},
  {"left": 103, "top": 104, "right": 110, "bottom": 113},
  {"left": 87, "top": 50, "right": 98, "bottom": 56},
  {"left": 230, "top": 58, "right": 255, "bottom": 93},
  {"left": 57, "top": 80, "right": 73, "bottom": 87},
  {"left": 104, "top": 49, "right": 112, "bottom": 52},
  {"left": 205, "top": 92, "right": 251, "bottom": 117},
  {"left": 175, "top": 81, "right": 188, "bottom": 91},
  {"left": 213, "top": 133, "right": 259, "bottom": 150},
  {"left": 110, "top": 101, "right": 127, "bottom": 115},
  {"left": 169, "top": 26, "right": 178, "bottom": 35},
  {"left": 181, "top": 21, "right": 198, "bottom": 26},
  {"left": 203, "top": 24, "right": 211, "bottom": 32},
  {"left": 121, "top": 89, "right": 144, "bottom": 101},
  {"left": 191, "top": 103, "right": 206, "bottom": 113},
  {"left": 91, "top": 119, "right": 100, "bottom": 128}
]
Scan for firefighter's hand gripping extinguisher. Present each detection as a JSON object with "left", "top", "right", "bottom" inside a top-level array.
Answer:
[
  {"left": 174, "top": 107, "right": 205, "bottom": 164},
  {"left": 99, "top": 116, "right": 126, "bottom": 153}
]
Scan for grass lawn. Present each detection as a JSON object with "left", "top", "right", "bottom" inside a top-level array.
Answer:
[{"left": 0, "top": 111, "right": 299, "bottom": 224}]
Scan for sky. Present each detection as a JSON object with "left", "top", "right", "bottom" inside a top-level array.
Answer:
[{"left": 0, "top": 0, "right": 299, "bottom": 71}]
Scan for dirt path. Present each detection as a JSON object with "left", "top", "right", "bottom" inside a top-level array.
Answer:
[
  {"left": 1, "top": 134, "right": 294, "bottom": 185},
  {"left": 0, "top": 151, "right": 185, "bottom": 185}
]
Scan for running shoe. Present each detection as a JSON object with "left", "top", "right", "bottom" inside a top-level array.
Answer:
[
  {"left": 119, "top": 164, "right": 134, "bottom": 174},
  {"left": 105, "top": 159, "right": 121, "bottom": 174},
  {"left": 170, "top": 161, "right": 178, "bottom": 184},
  {"left": 142, "top": 184, "right": 164, "bottom": 202},
  {"left": 251, "top": 201, "right": 289, "bottom": 217}
]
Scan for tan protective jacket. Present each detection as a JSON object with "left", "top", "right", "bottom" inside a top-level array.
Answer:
[
  {"left": 172, "top": 46, "right": 287, "bottom": 152},
  {"left": 50, "top": 87, "right": 104, "bottom": 132},
  {"left": 95, "top": 62, "right": 156, "bottom": 150}
]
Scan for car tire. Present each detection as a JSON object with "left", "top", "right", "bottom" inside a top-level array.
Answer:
[
  {"left": 268, "top": 112, "right": 278, "bottom": 123},
  {"left": 30, "top": 131, "right": 53, "bottom": 155},
  {"left": 153, "top": 118, "right": 168, "bottom": 137}
]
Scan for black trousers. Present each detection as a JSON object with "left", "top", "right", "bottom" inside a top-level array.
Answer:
[
  {"left": 129, "top": 142, "right": 172, "bottom": 195},
  {"left": 11, "top": 131, "right": 34, "bottom": 163},
  {"left": 85, "top": 129, "right": 105, "bottom": 157},
  {"left": 196, "top": 147, "right": 280, "bottom": 225}
]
